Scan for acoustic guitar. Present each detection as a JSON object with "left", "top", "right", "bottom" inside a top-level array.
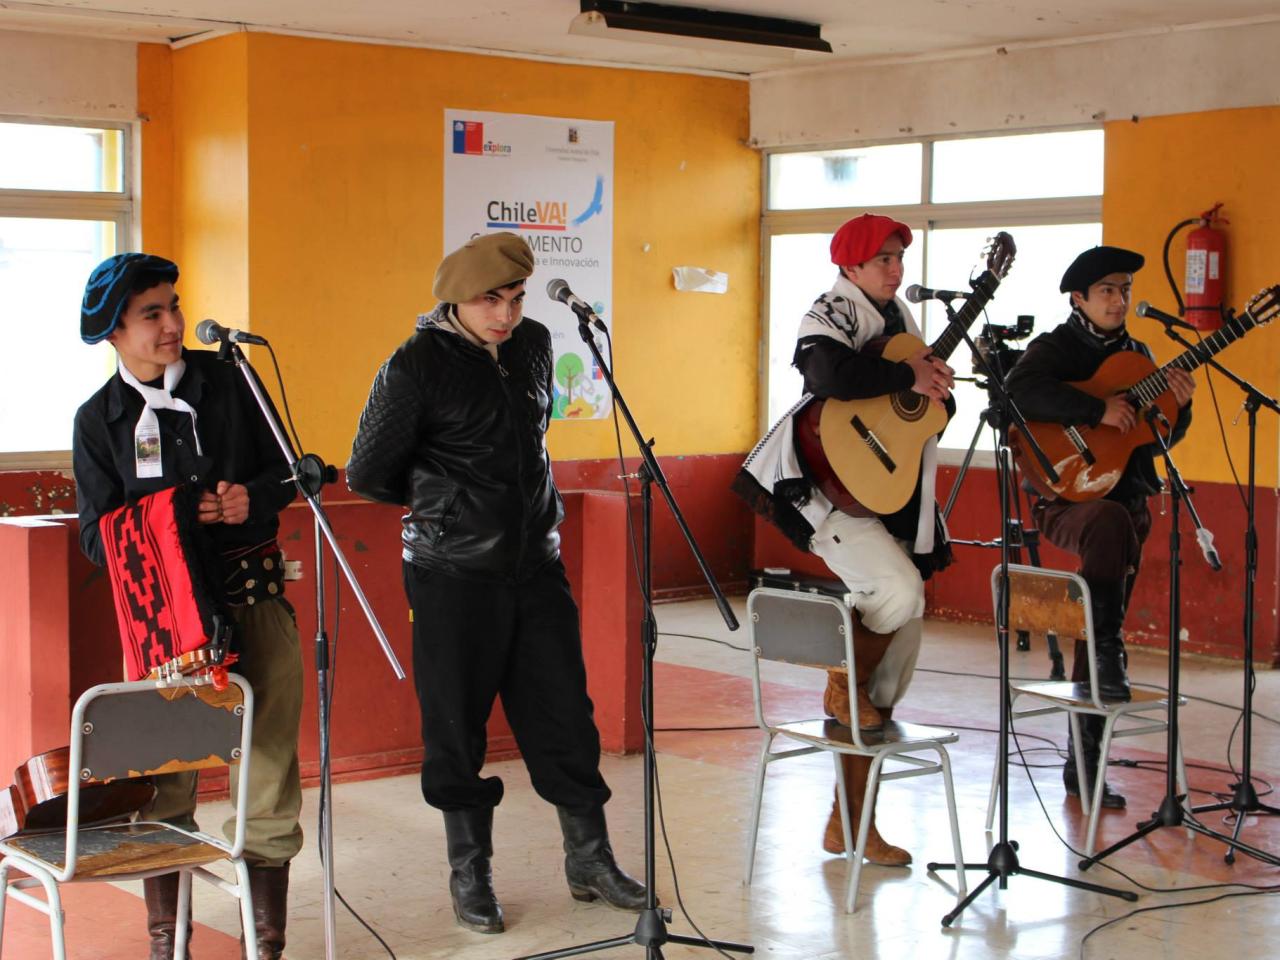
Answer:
[
  {"left": 1011, "top": 285, "right": 1280, "bottom": 501},
  {"left": 795, "top": 232, "right": 1017, "bottom": 516},
  {"left": 0, "top": 746, "right": 155, "bottom": 838}
]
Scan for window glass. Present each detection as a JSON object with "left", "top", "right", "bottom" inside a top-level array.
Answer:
[
  {"left": 0, "top": 122, "right": 125, "bottom": 193},
  {"left": 767, "top": 230, "right": 922, "bottom": 425},
  {"left": 931, "top": 130, "right": 1103, "bottom": 203},
  {"left": 0, "top": 217, "right": 118, "bottom": 454},
  {"left": 925, "top": 221, "right": 1103, "bottom": 454},
  {"left": 768, "top": 143, "right": 922, "bottom": 210}
]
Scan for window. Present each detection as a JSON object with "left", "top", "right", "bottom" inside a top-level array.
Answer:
[
  {"left": 762, "top": 128, "right": 1103, "bottom": 460},
  {"left": 0, "top": 119, "right": 131, "bottom": 464}
]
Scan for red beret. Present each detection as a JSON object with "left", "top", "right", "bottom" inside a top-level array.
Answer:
[{"left": 829, "top": 214, "right": 913, "bottom": 266}]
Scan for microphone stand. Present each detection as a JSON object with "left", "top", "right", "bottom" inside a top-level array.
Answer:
[
  {"left": 515, "top": 318, "right": 751, "bottom": 960},
  {"left": 1079, "top": 404, "right": 1279, "bottom": 871},
  {"left": 1151, "top": 320, "right": 1280, "bottom": 861},
  {"left": 218, "top": 340, "right": 406, "bottom": 960},
  {"left": 927, "top": 304, "right": 1135, "bottom": 924}
]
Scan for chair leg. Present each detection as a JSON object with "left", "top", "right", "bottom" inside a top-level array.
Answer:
[
  {"left": 984, "top": 737, "right": 1000, "bottom": 832},
  {"left": 173, "top": 871, "right": 191, "bottom": 960},
  {"left": 844, "top": 753, "right": 885, "bottom": 914},
  {"left": 1084, "top": 715, "right": 1119, "bottom": 856},
  {"left": 1069, "top": 713, "right": 1089, "bottom": 797},
  {"left": 234, "top": 860, "right": 258, "bottom": 960},
  {"left": 833, "top": 753, "right": 854, "bottom": 899},
  {"left": 40, "top": 872, "right": 66, "bottom": 960},
  {"left": 742, "top": 733, "right": 774, "bottom": 885},
  {"left": 0, "top": 860, "right": 9, "bottom": 958},
  {"left": 937, "top": 746, "right": 967, "bottom": 899}
]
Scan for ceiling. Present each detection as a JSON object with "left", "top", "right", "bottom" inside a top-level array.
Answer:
[{"left": 1, "top": 0, "right": 1277, "bottom": 76}]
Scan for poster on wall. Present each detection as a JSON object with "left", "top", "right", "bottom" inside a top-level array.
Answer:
[{"left": 444, "top": 109, "right": 614, "bottom": 421}]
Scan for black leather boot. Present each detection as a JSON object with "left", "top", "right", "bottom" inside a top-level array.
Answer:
[
  {"left": 443, "top": 809, "right": 504, "bottom": 934},
  {"left": 144, "top": 873, "right": 191, "bottom": 960},
  {"left": 242, "top": 863, "right": 289, "bottom": 959},
  {"left": 557, "top": 806, "right": 646, "bottom": 911},
  {"left": 1063, "top": 714, "right": 1126, "bottom": 809},
  {"left": 1088, "top": 582, "right": 1131, "bottom": 702}
]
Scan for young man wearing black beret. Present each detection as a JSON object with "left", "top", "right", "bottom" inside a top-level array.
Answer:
[
  {"left": 1006, "top": 245, "right": 1195, "bottom": 808},
  {"left": 72, "top": 253, "right": 303, "bottom": 960},
  {"left": 347, "top": 232, "right": 644, "bottom": 935}
]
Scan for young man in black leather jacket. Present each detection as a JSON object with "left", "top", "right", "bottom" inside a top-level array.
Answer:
[{"left": 347, "top": 232, "right": 643, "bottom": 935}]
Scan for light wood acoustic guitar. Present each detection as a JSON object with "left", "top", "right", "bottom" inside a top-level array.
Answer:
[
  {"left": 1011, "top": 285, "right": 1280, "bottom": 502},
  {"left": 795, "top": 232, "right": 1017, "bottom": 516}
]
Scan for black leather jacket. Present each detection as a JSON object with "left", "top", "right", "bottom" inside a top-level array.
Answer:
[{"left": 346, "top": 306, "right": 564, "bottom": 582}]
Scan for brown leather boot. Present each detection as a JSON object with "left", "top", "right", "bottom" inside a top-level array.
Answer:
[
  {"left": 823, "top": 621, "right": 897, "bottom": 733},
  {"left": 242, "top": 863, "right": 289, "bottom": 959},
  {"left": 144, "top": 873, "right": 192, "bottom": 960},
  {"left": 820, "top": 754, "right": 912, "bottom": 866}
]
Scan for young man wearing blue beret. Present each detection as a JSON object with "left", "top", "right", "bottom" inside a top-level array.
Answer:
[{"left": 72, "top": 253, "right": 303, "bottom": 960}]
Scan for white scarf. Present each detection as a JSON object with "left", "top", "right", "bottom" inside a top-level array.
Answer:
[{"left": 117, "top": 358, "right": 202, "bottom": 478}]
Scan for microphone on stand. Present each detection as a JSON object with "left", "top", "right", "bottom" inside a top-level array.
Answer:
[
  {"left": 546, "top": 279, "right": 608, "bottom": 332},
  {"left": 904, "top": 283, "right": 971, "bottom": 304},
  {"left": 195, "top": 319, "right": 269, "bottom": 346},
  {"left": 1136, "top": 301, "right": 1199, "bottom": 332}
]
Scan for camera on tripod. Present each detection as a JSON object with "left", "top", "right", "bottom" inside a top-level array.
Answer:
[{"left": 973, "top": 314, "right": 1035, "bottom": 382}]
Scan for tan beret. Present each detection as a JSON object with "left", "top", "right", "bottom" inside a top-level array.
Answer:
[{"left": 433, "top": 232, "right": 535, "bottom": 302}]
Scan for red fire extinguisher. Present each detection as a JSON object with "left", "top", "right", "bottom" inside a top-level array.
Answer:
[{"left": 1184, "top": 202, "right": 1227, "bottom": 330}]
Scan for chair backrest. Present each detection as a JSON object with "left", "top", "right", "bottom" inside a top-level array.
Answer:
[
  {"left": 991, "top": 564, "right": 1101, "bottom": 705},
  {"left": 748, "top": 587, "right": 852, "bottom": 669},
  {"left": 747, "top": 587, "right": 861, "bottom": 742},
  {"left": 77, "top": 681, "right": 248, "bottom": 784},
  {"left": 57, "top": 675, "right": 254, "bottom": 877}
]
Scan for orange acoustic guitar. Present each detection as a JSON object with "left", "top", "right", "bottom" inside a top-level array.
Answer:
[
  {"left": 1011, "top": 285, "right": 1280, "bottom": 502},
  {"left": 795, "top": 232, "right": 1017, "bottom": 516},
  {"left": 0, "top": 746, "right": 155, "bottom": 839}
]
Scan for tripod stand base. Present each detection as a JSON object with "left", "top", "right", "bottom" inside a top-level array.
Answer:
[
  {"left": 931, "top": 839, "right": 1136, "bottom": 926},
  {"left": 1191, "top": 780, "right": 1280, "bottom": 864},
  {"left": 512, "top": 907, "right": 754, "bottom": 960}
]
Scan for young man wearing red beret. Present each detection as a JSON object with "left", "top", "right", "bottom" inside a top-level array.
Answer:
[
  {"left": 735, "top": 214, "right": 955, "bottom": 867},
  {"left": 1007, "top": 245, "right": 1194, "bottom": 808}
]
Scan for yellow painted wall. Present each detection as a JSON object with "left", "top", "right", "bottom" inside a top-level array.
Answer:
[
  {"left": 136, "top": 43, "right": 173, "bottom": 261},
  {"left": 140, "top": 33, "right": 758, "bottom": 466},
  {"left": 1105, "top": 106, "right": 1280, "bottom": 486}
]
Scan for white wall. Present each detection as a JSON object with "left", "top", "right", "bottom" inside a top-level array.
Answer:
[
  {"left": 0, "top": 30, "right": 136, "bottom": 121},
  {"left": 750, "top": 20, "right": 1280, "bottom": 147}
]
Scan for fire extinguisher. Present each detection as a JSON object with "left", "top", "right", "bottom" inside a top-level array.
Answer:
[{"left": 1183, "top": 202, "right": 1227, "bottom": 330}]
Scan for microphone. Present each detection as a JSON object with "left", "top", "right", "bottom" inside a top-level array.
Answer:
[
  {"left": 1196, "top": 527, "right": 1223, "bottom": 571},
  {"left": 1136, "top": 301, "right": 1198, "bottom": 331},
  {"left": 904, "top": 283, "right": 971, "bottom": 304},
  {"left": 195, "top": 319, "right": 268, "bottom": 347},
  {"left": 546, "top": 279, "right": 607, "bottom": 332}
]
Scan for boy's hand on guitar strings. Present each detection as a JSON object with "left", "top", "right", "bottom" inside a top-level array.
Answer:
[
  {"left": 1101, "top": 393, "right": 1137, "bottom": 433},
  {"left": 907, "top": 347, "right": 955, "bottom": 407}
]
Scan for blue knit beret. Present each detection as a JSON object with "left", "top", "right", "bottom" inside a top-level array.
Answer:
[{"left": 80, "top": 253, "right": 179, "bottom": 344}]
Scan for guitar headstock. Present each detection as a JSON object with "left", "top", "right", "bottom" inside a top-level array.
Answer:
[
  {"left": 984, "top": 231, "right": 1017, "bottom": 280},
  {"left": 1245, "top": 285, "right": 1280, "bottom": 328}
]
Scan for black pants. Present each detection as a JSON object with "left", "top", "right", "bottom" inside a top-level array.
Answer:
[
  {"left": 403, "top": 558, "right": 611, "bottom": 813},
  {"left": 1034, "top": 495, "right": 1152, "bottom": 677}
]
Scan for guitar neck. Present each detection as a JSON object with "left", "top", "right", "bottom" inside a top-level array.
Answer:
[
  {"left": 929, "top": 270, "right": 1002, "bottom": 361},
  {"left": 1124, "top": 308, "right": 1261, "bottom": 406}
]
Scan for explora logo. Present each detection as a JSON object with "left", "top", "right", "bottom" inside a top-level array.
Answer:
[{"left": 452, "top": 121, "right": 511, "bottom": 156}]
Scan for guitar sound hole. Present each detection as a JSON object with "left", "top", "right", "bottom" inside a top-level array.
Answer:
[{"left": 890, "top": 391, "right": 928, "bottom": 422}]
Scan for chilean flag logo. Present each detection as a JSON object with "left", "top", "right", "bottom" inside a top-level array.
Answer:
[{"left": 452, "top": 120, "right": 483, "bottom": 155}]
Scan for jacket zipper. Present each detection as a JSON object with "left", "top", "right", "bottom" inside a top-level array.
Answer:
[{"left": 492, "top": 348, "right": 529, "bottom": 579}]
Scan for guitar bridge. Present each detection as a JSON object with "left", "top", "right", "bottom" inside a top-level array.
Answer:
[{"left": 850, "top": 415, "right": 897, "bottom": 473}]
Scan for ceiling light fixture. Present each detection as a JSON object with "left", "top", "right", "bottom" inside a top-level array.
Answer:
[{"left": 569, "top": 1, "right": 832, "bottom": 59}]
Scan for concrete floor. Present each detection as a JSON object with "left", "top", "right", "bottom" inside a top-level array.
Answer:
[{"left": 5, "top": 597, "right": 1280, "bottom": 958}]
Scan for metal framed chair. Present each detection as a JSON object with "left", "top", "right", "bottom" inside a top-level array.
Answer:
[
  {"left": 0, "top": 675, "right": 257, "bottom": 960},
  {"left": 742, "top": 587, "right": 966, "bottom": 913},
  {"left": 985, "top": 564, "right": 1188, "bottom": 855}
]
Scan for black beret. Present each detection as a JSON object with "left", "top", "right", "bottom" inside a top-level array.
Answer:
[
  {"left": 1059, "top": 246, "right": 1144, "bottom": 294},
  {"left": 81, "top": 253, "right": 179, "bottom": 344}
]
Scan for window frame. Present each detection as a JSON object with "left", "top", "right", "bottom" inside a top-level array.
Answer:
[
  {"left": 0, "top": 115, "right": 136, "bottom": 469},
  {"left": 760, "top": 124, "right": 1103, "bottom": 467}
]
